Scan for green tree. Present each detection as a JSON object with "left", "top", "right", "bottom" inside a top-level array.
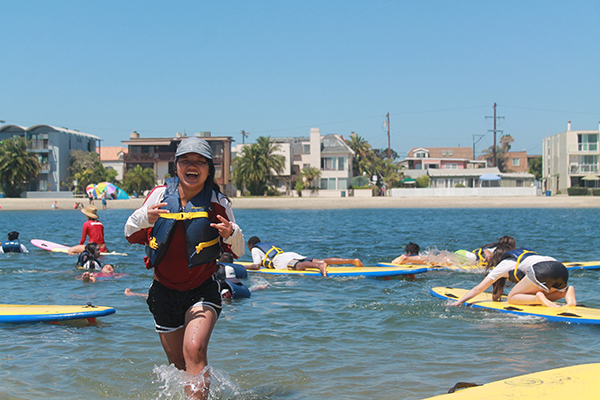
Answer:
[
  {"left": 0, "top": 136, "right": 42, "bottom": 197},
  {"left": 416, "top": 175, "right": 430, "bottom": 188},
  {"left": 528, "top": 156, "right": 542, "bottom": 181},
  {"left": 298, "top": 165, "right": 322, "bottom": 193},
  {"left": 122, "top": 165, "right": 156, "bottom": 195},
  {"left": 232, "top": 136, "right": 285, "bottom": 196},
  {"left": 345, "top": 133, "right": 373, "bottom": 176},
  {"left": 64, "top": 150, "right": 118, "bottom": 193},
  {"left": 481, "top": 134, "right": 513, "bottom": 172}
]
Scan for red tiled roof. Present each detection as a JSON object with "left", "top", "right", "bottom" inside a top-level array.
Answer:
[{"left": 100, "top": 146, "right": 127, "bottom": 161}]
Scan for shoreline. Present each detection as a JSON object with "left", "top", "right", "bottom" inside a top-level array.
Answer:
[{"left": 1, "top": 195, "right": 600, "bottom": 210}]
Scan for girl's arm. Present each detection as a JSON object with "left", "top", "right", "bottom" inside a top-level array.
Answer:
[{"left": 451, "top": 277, "right": 494, "bottom": 306}]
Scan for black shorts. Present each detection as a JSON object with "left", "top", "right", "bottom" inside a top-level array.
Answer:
[
  {"left": 146, "top": 278, "right": 222, "bottom": 333},
  {"left": 288, "top": 256, "right": 314, "bottom": 269},
  {"left": 526, "top": 260, "right": 569, "bottom": 292}
]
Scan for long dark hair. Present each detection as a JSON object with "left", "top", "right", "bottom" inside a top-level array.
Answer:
[{"left": 485, "top": 243, "right": 514, "bottom": 301}]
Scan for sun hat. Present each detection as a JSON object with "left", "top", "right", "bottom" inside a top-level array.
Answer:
[
  {"left": 175, "top": 137, "right": 213, "bottom": 160},
  {"left": 81, "top": 205, "right": 99, "bottom": 220}
]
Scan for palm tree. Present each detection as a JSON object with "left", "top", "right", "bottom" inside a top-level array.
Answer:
[
  {"left": 0, "top": 136, "right": 41, "bottom": 197},
  {"left": 298, "top": 165, "right": 322, "bottom": 191},
  {"left": 345, "top": 133, "right": 374, "bottom": 176},
  {"left": 232, "top": 136, "right": 285, "bottom": 195},
  {"left": 122, "top": 165, "right": 157, "bottom": 195}
]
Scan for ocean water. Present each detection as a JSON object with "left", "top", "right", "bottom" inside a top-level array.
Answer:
[{"left": 1, "top": 206, "right": 600, "bottom": 399}]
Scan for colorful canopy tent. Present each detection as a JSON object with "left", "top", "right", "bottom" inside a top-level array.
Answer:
[
  {"left": 91, "top": 182, "right": 130, "bottom": 200},
  {"left": 400, "top": 177, "right": 416, "bottom": 185}
]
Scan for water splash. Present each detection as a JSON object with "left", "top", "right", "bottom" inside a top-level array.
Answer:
[{"left": 152, "top": 364, "right": 255, "bottom": 400}]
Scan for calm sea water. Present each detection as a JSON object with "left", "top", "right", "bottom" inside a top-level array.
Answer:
[{"left": 1, "top": 206, "right": 600, "bottom": 399}]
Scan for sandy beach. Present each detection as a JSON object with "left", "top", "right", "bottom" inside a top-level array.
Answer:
[{"left": 1, "top": 195, "right": 600, "bottom": 211}]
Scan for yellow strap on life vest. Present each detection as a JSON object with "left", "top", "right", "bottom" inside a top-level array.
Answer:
[
  {"left": 262, "top": 246, "right": 284, "bottom": 269},
  {"left": 149, "top": 237, "right": 159, "bottom": 250},
  {"left": 159, "top": 211, "right": 209, "bottom": 220},
  {"left": 195, "top": 237, "right": 220, "bottom": 253},
  {"left": 512, "top": 250, "right": 536, "bottom": 282}
]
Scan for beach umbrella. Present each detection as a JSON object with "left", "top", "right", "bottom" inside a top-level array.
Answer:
[
  {"left": 85, "top": 184, "right": 97, "bottom": 198},
  {"left": 350, "top": 175, "right": 370, "bottom": 187},
  {"left": 95, "top": 182, "right": 118, "bottom": 197},
  {"left": 400, "top": 177, "right": 416, "bottom": 185},
  {"left": 582, "top": 175, "right": 600, "bottom": 181},
  {"left": 479, "top": 173, "right": 501, "bottom": 181}
]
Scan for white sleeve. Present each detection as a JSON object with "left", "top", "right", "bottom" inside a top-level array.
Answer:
[
  {"left": 251, "top": 247, "right": 265, "bottom": 265},
  {"left": 219, "top": 195, "right": 245, "bottom": 258},
  {"left": 124, "top": 187, "right": 166, "bottom": 238},
  {"left": 485, "top": 259, "right": 514, "bottom": 282},
  {"left": 21, "top": 245, "right": 29, "bottom": 253}
]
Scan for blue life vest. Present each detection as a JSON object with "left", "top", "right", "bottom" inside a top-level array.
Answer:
[
  {"left": 222, "top": 279, "right": 251, "bottom": 299},
  {"left": 77, "top": 250, "right": 102, "bottom": 270},
  {"left": 500, "top": 247, "right": 537, "bottom": 283},
  {"left": 146, "top": 177, "right": 221, "bottom": 269},
  {"left": 1, "top": 239, "right": 22, "bottom": 253},
  {"left": 253, "top": 242, "right": 284, "bottom": 269}
]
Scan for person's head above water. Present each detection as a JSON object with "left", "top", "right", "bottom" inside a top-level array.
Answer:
[
  {"left": 85, "top": 242, "right": 101, "bottom": 258},
  {"left": 7, "top": 231, "right": 19, "bottom": 241},
  {"left": 404, "top": 242, "right": 420, "bottom": 255},
  {"left": 247, "top": 236, "right": 261, "bottom": 250},
  {"left": 219, "top": 253, "right": 234, "bottom": 263}
]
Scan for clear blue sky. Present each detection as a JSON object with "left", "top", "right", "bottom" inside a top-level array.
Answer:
[{"left": 2, "top": 0, "right": 599, "bottom": 158}]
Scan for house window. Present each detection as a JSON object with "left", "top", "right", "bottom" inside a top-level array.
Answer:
[
  {"left": 442, "top": 150, "right": 446, "bottom": 156},
  {"left": 320, "top": 178, "right": 328, "bottom": 190},
  {"left": 444, "top": 164, "right": 458, "bottom": 169},
  {"left": 580, "top": 155, "right": 599, "bottom": 173},
  {"left": 415, "top": 151, "right": 427, "bottom": 158},
  {"left": 303, "top": 144, "right": 310, "bottom": 154},
  {"left": 337, "top": 157, "right": 346, "bottom": 171},
  {"left": 579, "top": 134, "right": 598, "bottom": 151},
  {"left": 512, "top": 158, "right": 520, "bottom": 166},
  {"left": 321, "top": 157, "right": 336, "bottom": 171},
  {"left": 516, "top": 180, "right": 524, "bottom": 187},
  {"left": 338, "top": 178, "right": 347, "bottom": 189},
  {"left": 449, "top": 150, "right": 453, "bottom": 156},
  {"left": 303, "top": 163, "right": 310, "bottom": 169}
]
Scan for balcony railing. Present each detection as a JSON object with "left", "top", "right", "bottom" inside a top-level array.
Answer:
[
  {"left": 569, "top": 164, "right": 599, "bottom": 174},
  {"left": 124, "top": 152, "right": 176, "bottom": 162},
  {"left": 28, "top": 140, "right": 50, "bottom": 150}
]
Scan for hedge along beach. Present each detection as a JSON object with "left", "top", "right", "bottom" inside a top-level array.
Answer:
[{"left": 2, "top": 195, "right": 600, "bottom": 211}]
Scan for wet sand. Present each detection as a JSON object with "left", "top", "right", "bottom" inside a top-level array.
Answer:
[{"left": 1, "top": 195, "right": 600, "bottom": 211}]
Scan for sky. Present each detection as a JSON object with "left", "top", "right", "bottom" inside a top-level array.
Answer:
[{"left": 1, "top": 0, "right": 599, "bottom": 159}]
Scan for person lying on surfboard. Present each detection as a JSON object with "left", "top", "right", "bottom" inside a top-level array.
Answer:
[
  {"left": 68, "top": 205, "right": 109, "bottom": 255},
  {"left": 451, "top": 243, "right": 577, "bottom": 308},
  {"left": 245, "top": 236, "right": 363, "bottom": 277},
  {"left": 391, "top": 242, "right": 428, "bottom": 265},
  {"left": 465, "top": 235, "right": 516, "bottom": 265}
]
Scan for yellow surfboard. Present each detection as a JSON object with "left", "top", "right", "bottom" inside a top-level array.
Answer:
[
  {"left": 431, "top": 287, "right": 600, "bottom": 325},
  {"left": 421, "top": 363, "right": 600, "bottom": 399},
  {"left": 0, "top": 304, "right": 116, "bottom": 324},
  {"left": 235, "top": 261, "right": 428, "bottom": 277}
]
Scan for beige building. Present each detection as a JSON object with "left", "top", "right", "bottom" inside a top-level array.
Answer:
[
  {"left": 400, "top": 147, "right": 486, "bottom": 178},
  {"left": 99, "top": 146, "right": 127, "bottom": 180},
  {"left": 542, "top": 122, "right": 600, "bottom": 194}
]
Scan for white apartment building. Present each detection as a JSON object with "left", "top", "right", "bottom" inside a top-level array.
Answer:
[{"left": 542, "top": 122, "right": 600, "bottom": 194}]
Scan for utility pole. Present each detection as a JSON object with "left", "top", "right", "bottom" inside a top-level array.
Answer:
[
  {"left": 385, "top": 113, "right": 391, "bottom": 159},
  {"left": 485, "top": 103, "right": 504, "bottom": 167},
  {"left": 240, "top": 130, "right": 248, "bottom": 144}
]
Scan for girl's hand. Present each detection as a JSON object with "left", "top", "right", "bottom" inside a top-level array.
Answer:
[
  {"left": 210, "top": 215, "right": 234, "bottom": 239},
  {"left": 147, "top": 203, "right": 169, "bottom": 223}
]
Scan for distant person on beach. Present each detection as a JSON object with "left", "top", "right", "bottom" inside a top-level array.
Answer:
[
  {"left": 51, "top": 201, "right": 58, "bottom": 209},
  {"left": 101, "top": 192, "right": 107, "bottom": 210},
  {"left": 68, "top": 205, "right": 109, "bottom": 255},
  {"left": 451, "top": 244, "right": 576, "bottom": 308},
  {"left": 87, "top": 192, "right": 94, "bottom": 205},
  {"left": 0, "top": 231, "right": 28, "bottom": 253},
  {"left": 245, "top": 236, "right": 363, "bottom": 276},
  {"left": 124, "top": 136, "right": 245, "bottom": 399}
]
